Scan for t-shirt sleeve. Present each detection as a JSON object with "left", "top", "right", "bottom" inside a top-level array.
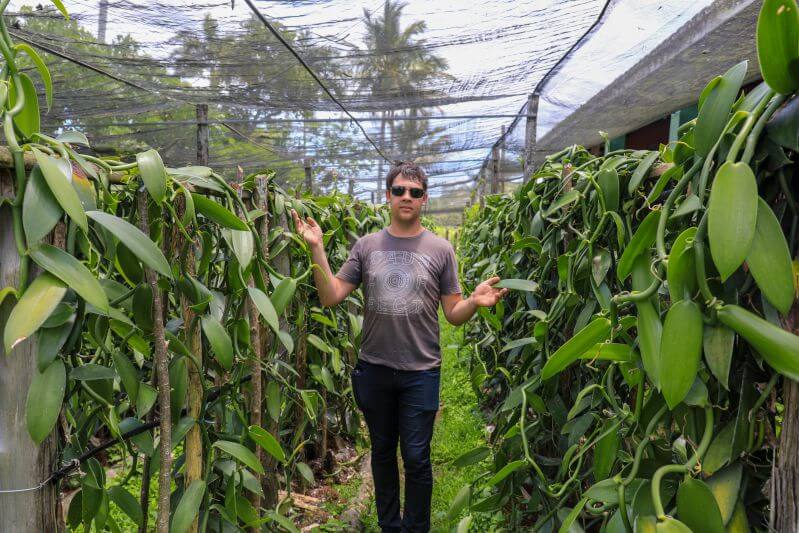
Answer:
[
  {"left": 440, "top": 243, "right": 462, "bottom": 295},
  {"left": 335, "top": 238, "right": 363, "bottom": 286}
]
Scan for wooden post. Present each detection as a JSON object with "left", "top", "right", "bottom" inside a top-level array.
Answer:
[
  {"left": 490, "top": 143, "right": 499, "bottom": 195},
  {"left": 138, "top": 191, "right": 172, "bottom": 533},
  {"left": 196, "top": 104, "right": 209, "bottom": 166},
  {"left": 173, "top": 192, "right": 203, "bottom": 533},
  {"left": 245, "top": 183, "right": 264, "bottom": 526},
  {"left": 772, "top": 304, "right": 799, "bottom": 531},
  {"left": 348, "top": 178, "right": 355, "bottom": 197},
  {"left": 523, "top": 93, "right": 539, "bottom": 184},
  {"left": 0, "top": 169, "right": 59, "bottom": 531},
  {"left": 304, "top": 158, "right": 313, "bottom": 195},
  {"left": 370, "top": 191, "right": 375, "bottom": 204},
  {"left": 478, "top": 169, "right": 485, "bottom": 209},
  {"left": 499, "top": 125, "right": 506, "bottom": 194}
]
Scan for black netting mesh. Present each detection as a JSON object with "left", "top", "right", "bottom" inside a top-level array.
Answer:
[{"left": 5, "top": 0, "right": 607, "bottom": 204}]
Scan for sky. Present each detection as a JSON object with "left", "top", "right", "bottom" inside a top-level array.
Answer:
[{"left": 8, "top": 0, "right": 713, "bottom": 199}]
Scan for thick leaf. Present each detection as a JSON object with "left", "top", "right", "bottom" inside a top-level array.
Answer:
[
  {"left": 707, "top": 162, "right": 758, "bottom": 281},
  {"left": 717, "top": 304, "right": 799, "bottom": 381},
  {"left": 501, "top": 337, "right": 537, "bottom": 352},
  {"left": 136, "top": 149, "right": 167, "bottom": 204},
  {"left": 726, "top": 500, "right": 751, "bottom": 532},
  {"left": 87, "top": 211, "right": 172, "bottom": 278},
  {"left": 579, "top": 343, "right": 636, "bottom": 362},
  {"left": 9, "top": 73, "right": 40, "bottom": 138},
  {"left": 703, "top": 325, "right": 735, "bottom": 390},
  {"left": 112, "top": 351, "right": 139, "bottom": 405},
  {"left": 617, "top": 210, "right": 659, "bottom": 281},
  {"left": 70, "top": 364, "right": 117, "bottom": 381},
  {"left": 201, "top": 316, "right": 233, "bottom": 371},
  {"left": 57, "top": 131, "right": 90, "bottom": 146},
  {"left": 746, "top": 198, "right": 794, "bottom": 314},
  {"left": 30, "top": 243, "right": 108, "bottom": 311},
  {"left": 36, "top": 319, "right": 73, "bottom": 372},
  {"left": 170, "top": 358, "right": 188, "bottom": 422},
  {"left": 694, "top": 61, "right": 747, "bottom": 157},
  {"left": 676, "top": 478, "right": 725, "bottom": 533},
  {"left": 655, "top": 517, "right": 692, "bottom": 532},
  {"left": 628, "top": 151, "right": 659, "bottom": 194},
  {"left": 706, "top": 463, "right": 742, "bottom": 524},
  {"left": 667, "top": 228, "right": 697, "bottom": 303},
  {"left": 597, "top": 167, "right": 619, "bottom": 212},
  {"left": 108, "top": 486, "right": 143, "bottom": 527},
  {"left": 307, "top": 334, "right": 332, "bottom": 353},
  {"left": 170, "top": 480, "right": 206, "bottom": 533},
  {"left": 296, "top": 462, "right": 314, "bottom": 484},
  {"left": 660, "top": 300, "right": 703, "bottom": 409},
  {"left": 248, "top": 425, "right": 286, "bottom": 463},
  {"left": 4, "top": 273, "right": 66, "bottom": 353},
  {"left": 191, "top": 193, "right": 249, "bottom": 230},
  {"left": 485, "top": 459, "right": 526, "bottom": 487},
  {"left": 248, "top": 287, "right": 279, "bottom": 333},
  {"left": 222, "top": 228, "right": 254, "bottom": 269},
  {"left": 271, "top": 277, "right": 297, "bottom": 315},
  {"left": 212, "top": 440, "right": 264, "bottom": 474},
  {"left": 33, "top": 149, "right": 87, "bottom": 233},
  {"left": 541, "top": 318, "right": 612, "bottom": 380},
  {"left": 26, "top": 359, "right": 66, "bottom": 444},
  {"left": 23, "top": 167, "right": 62, "bottom": 244},
  {"left": 767, "top": 93, "right": 799, "bottom": 151},
  {"left": 15, "top": 43, "right": 52, "bottom": 109},
  {"left": 757, "top": 0, "right": 799, "bottom": 94},
  {"left": 494, "top": 278, "right": 538, "bottom": 292},
  {"left": 703, "top": 422, "right": 735, "bottom": 475},
  {"left": 544, "top": 189, "right": 581, "bottom": 217},
  {"left": 632, "top": 255, "right": 662, "bottom": 388},
  {"left": 453, "top": 446, "right": 490, "bottom": 468},
  {"left": 447, "top": 484, "right": 471, "bottom": 522},
  {"left": 593, "top": 419, "right": 619, "bottom": 481},
  {"left": 266, "top": 381, "right": 281, "bottom": 422}
]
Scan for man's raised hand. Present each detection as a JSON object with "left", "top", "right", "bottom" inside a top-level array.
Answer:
[
  {"left": 470, "top": 276, "right": 509, "bottom": 307},
  {"left": 291, "top": 209, "right": 323, "bottom": 247}
]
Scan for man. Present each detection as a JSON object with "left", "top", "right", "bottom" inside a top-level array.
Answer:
[{"left": 291, "top": 161, "right": 508, "bottom": 533}]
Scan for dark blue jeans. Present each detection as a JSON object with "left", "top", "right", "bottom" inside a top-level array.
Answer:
[{"left": 350, "top": 359, "right": 440, "bottom": 533}]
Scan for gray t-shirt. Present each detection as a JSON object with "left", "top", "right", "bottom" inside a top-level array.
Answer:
[{"left": 335, "top": 228, "right": 461, "bottom": 370}]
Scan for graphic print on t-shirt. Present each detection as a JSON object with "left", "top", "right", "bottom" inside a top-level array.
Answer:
[{"left": 365, "top": 250, "right": 431, "bottom": 316}]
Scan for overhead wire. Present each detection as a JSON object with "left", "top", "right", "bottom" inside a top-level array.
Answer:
[{"left": 241, "top": 0, "right": 393, "bottom": 164}]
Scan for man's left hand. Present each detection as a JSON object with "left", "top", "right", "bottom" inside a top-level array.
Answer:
[{"left": 470, "top": 276, "right": 509, "bottom": 307}]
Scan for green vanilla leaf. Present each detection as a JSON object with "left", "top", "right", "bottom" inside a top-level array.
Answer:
[
  {"left": 757, "top": 0, "right": 799, "bottom": 94},
  {"left": 707, "top": 162, "right": 758, "bottom": 281}
]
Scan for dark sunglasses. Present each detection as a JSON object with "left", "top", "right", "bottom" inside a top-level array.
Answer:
[{"left": 390, "top": 185, "right": 425, "bottom": 199}]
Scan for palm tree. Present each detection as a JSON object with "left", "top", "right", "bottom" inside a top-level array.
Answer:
[{"left": 355, "top": 1, "right": 452, "bottom": 196}]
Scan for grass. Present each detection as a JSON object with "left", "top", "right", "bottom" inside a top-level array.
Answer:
[{"left": 323, "top": 311, "right": 486, "bottom": 532}]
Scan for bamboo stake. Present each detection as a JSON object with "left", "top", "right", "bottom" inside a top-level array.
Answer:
[{"left": 138, "top": 191, "right": 172, "bottom": 533}]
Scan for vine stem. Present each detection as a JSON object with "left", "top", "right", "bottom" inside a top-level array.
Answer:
[
  {"left": 652, "top": 406, "right": 714, "bottom": 519},
  {"left": 656, "top": 157, "right": 703, "bottom": 261}
]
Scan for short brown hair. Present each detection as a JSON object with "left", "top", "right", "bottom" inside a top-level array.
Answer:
[{"left": 385, "top": 161, "right": 427, "bottom": 192}]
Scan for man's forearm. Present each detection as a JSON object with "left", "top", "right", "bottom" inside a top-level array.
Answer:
[
  {"left": 309, "top": 242, "right": 338, "bottom": 305},
  {"left": 448, "top": 295, "right": 478, "bottom": 326}
]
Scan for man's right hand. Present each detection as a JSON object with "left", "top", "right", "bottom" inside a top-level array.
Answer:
[{"left": 291, "top": 209, "right": 323, "bottom": 248}]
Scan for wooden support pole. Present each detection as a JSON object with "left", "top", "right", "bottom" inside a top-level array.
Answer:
[
  {"left": 348, "top": 178, "right": 355, "bottom": 197},
  {"left": 772, "top": 303, "right": 799, "bottom": 531},
  {"left": 196, "top": 103, "right": 209, "bottom": 166},
  {"left": 138, "top": 191, "right": 172, "bottom": 533},
  {"left": 174, "top": 193, "right": 203, "bottom": 533},
  {"left": 523, "top": 93, "right": 539, "bottom": 184},
  {"left": 490, "top": 143, "right": 499, "bottom": 195},
  {"left": 499, "top": 125, "right": 506, "bottom": 194},
  {"left": 0, "top": 167, "right": 59, "bottom": 531},
  {"left": 304, "top": 158, "right": 313, "bottom": 195}
]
